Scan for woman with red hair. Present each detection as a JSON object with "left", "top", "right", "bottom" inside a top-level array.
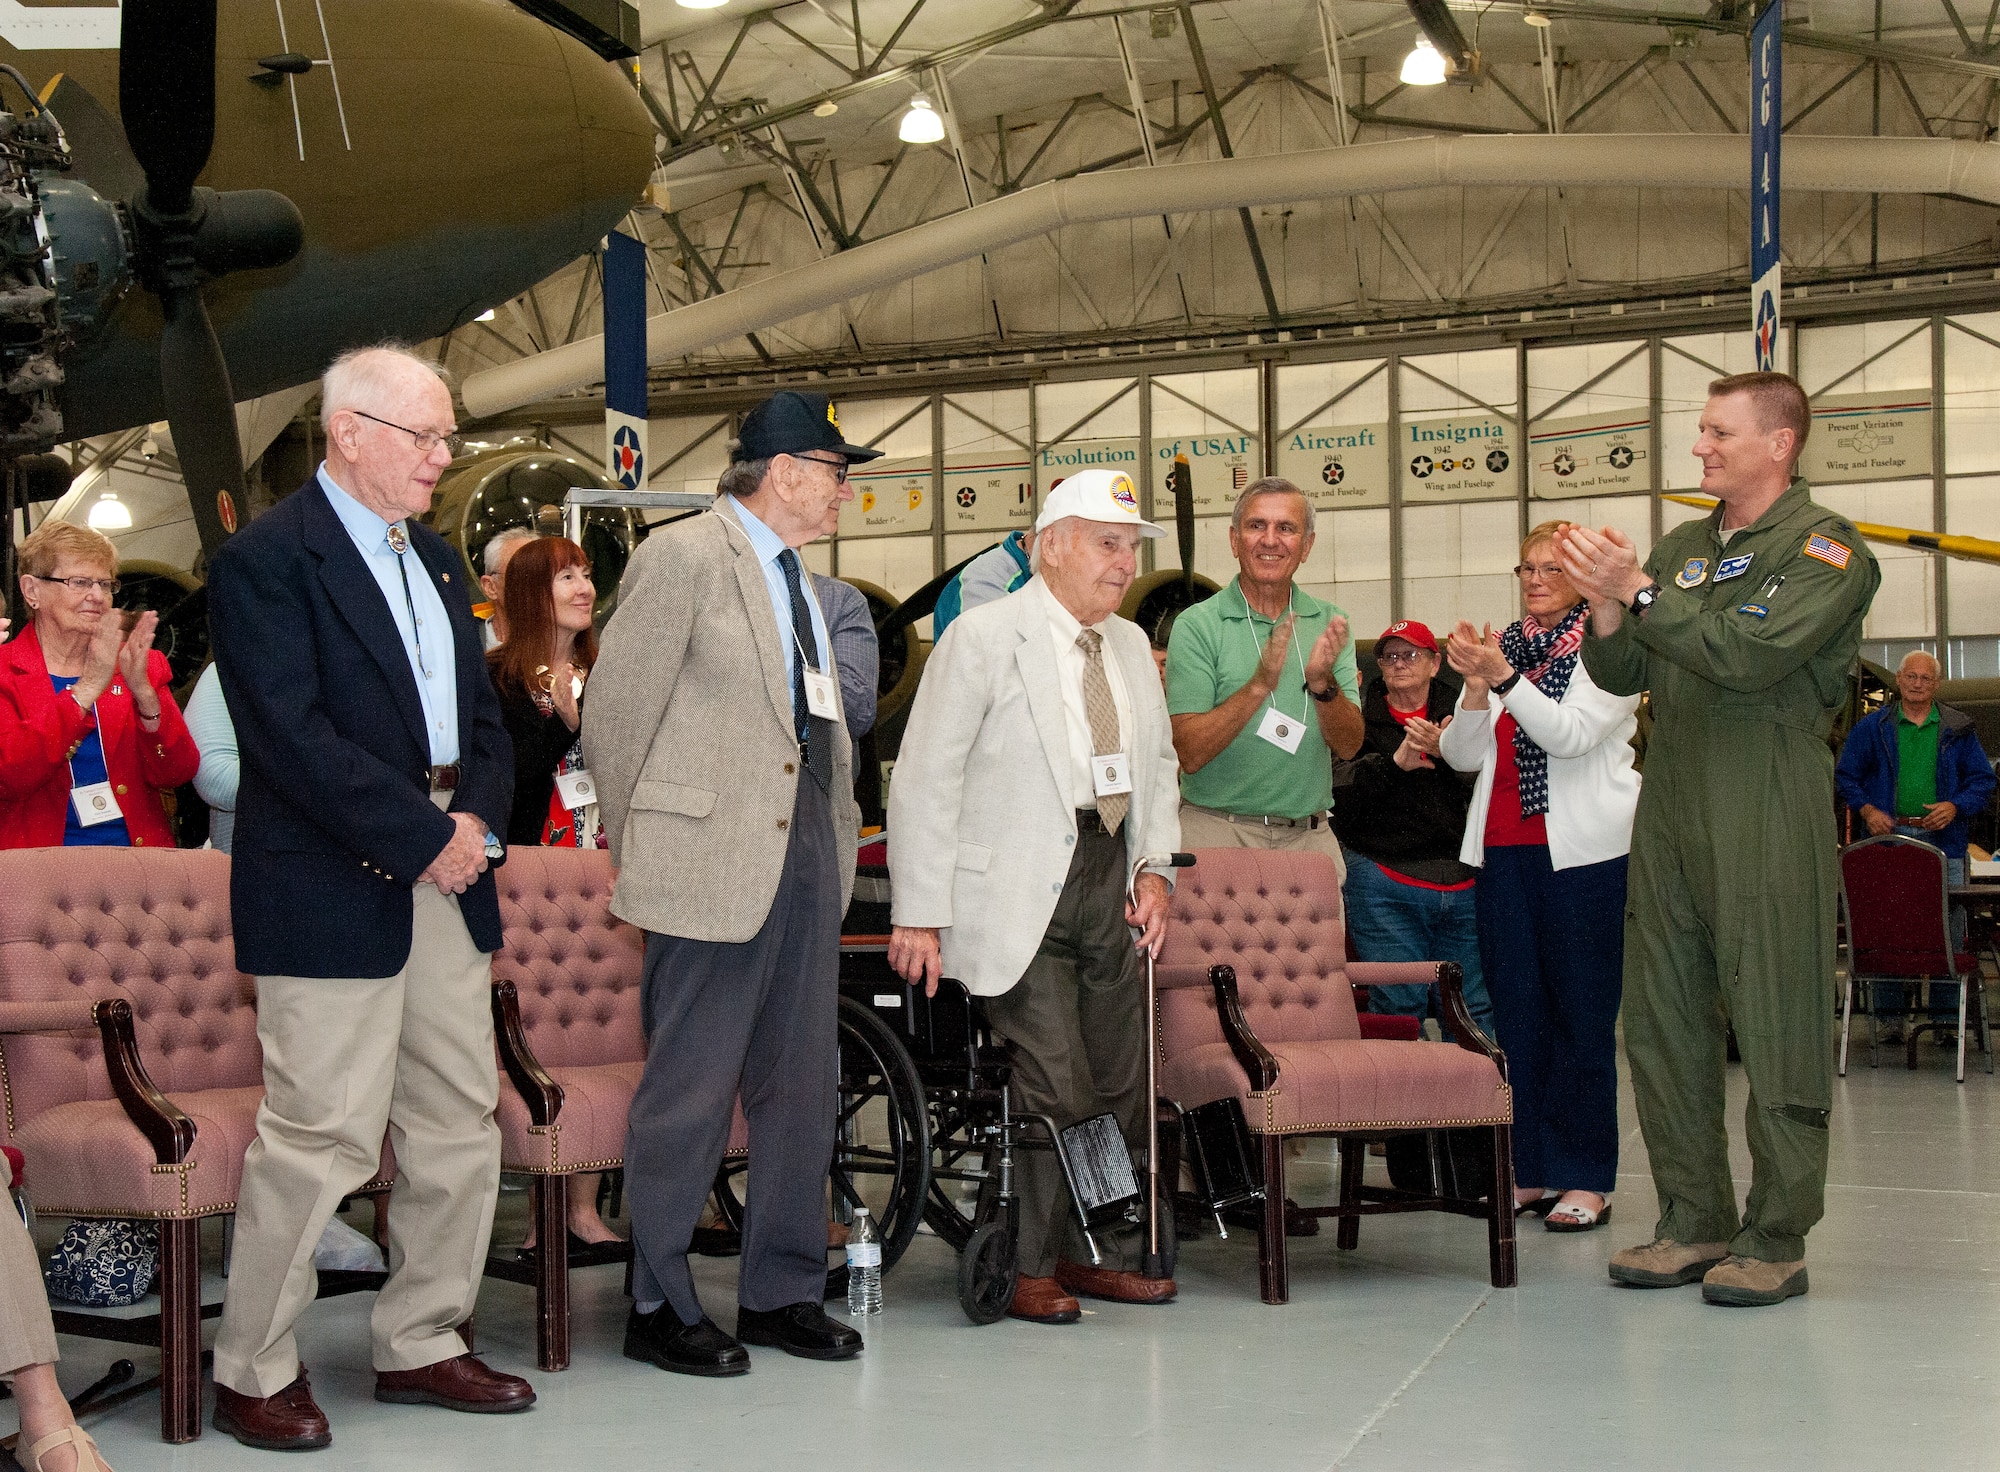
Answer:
[{"left": 487, "top": 533, "right": 622, "bottom": 1254}]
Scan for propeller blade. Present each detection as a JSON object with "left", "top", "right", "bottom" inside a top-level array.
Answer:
[
  {"left": 40, "top": 76, "right": 145, "bottom": 203},
  {"left": 1170, "top": 453, "right": 1194, "bottom": 591},
  {"left": 157, "top": 284, "right": 245, "bottom": 556},
  {"left": 118, "top": 0, "right": 217, "bottom": 215}
]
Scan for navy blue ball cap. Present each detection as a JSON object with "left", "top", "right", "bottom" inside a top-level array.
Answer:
[{"left": 734, "top": 391, "right": 883, "bottom": 464}]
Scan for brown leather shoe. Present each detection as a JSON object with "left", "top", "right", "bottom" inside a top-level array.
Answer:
[
  {"left": 375, "top": 1354, "right": 536, "bottom": 1414},
  {"left": 1007, "top": 1275, "right": 1081, "bottom": 1324},
  {"left": 213, "top": 1368, "right": 333, "bottom": 1450},
  {"left": 1054, "top": 1259, "right": 1177, "bottom": 1305}
]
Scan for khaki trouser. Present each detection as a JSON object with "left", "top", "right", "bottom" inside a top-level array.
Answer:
[
  {"left": 0, "top": 1198, "right": 56, "bottom": 1379},
  {"left": 213, "top": 842, "right": 500, "bottom": 1398},
  {"left": 1178, "top": 801, "right": 1349, "bottom": 891}
]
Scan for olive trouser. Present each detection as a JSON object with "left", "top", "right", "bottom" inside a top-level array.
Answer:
[{"left": 1623, "top": 716, "right": 1839, "bottom": 1265}]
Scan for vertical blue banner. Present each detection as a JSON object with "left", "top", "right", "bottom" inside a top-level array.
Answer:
[
  {"left": 604, "top": 229, "right": 649, "bottom": 491},
  {"left": 1750, "top": 0, "right": 1783, "bottom": 371}
]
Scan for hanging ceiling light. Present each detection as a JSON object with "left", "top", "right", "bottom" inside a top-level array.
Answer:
[
  {"left": 676, "top": 0, "right": 728, "bottom": 10},
  {"left": 1399, "top": 36, "right": 1448, "bottom": 86},
  {"left": 87, "top": 490, "right": 131, "bottom": 530},
  {"left": 813, "top": 99, "right": 839, "bottom": 118},
  {"left": 898, "top": 96, "right": 945, "bottom": 144}
]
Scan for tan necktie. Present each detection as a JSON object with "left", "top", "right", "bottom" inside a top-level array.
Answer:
[{"left": 1075, "top": 627, "right": 1127, "bottom": 835}]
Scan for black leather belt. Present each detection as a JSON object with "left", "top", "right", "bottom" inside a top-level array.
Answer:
[{"left": 428, "top": 763, "right": 461, "bottom": 792}]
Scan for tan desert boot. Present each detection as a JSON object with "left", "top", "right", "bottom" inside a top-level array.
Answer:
[
  {"left": 1701, "top": 1254, "right": 1808, "bottom": 1306},
  {"left": 1607, "top": 1238, "right": 1730, "bottom": 1288}
]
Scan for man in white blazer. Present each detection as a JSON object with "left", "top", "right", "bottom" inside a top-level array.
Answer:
[{"left": 888, "top": 469, "right": 1181, "bottom": 1326}]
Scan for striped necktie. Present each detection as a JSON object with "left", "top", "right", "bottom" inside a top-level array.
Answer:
[{"left": 1075, "top": 627, "right": 1126, "bottom": 834}]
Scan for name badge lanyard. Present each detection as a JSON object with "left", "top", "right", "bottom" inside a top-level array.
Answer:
[
  {"left": 790, "top": 579, "right": 841, "bottom": 720},
  {"left": 1241, "top": 587, "right": 1308, "bottom": 738},
  {"left": 66, "top": 695, "right": 122, "bottom": 827}
]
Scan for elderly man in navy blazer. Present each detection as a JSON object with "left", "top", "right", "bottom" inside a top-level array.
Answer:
[{"left": 206, "top": 345, "right": 530, "bottom": 1451}]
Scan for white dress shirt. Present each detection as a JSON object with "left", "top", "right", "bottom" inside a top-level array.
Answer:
[{"left": 1034, "top": 576, "right": 1131, "bottom": 811}]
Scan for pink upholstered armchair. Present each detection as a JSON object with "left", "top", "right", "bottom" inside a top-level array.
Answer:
[
  {"left": 1156, "top": 847, "right": 1517, "bottom": 1303},
  {"left": 0, "top": 849, "right": 392, "bottom": 1443},
  {"left": 485, "top": 847, "right": 645, "bottom": 1371}
]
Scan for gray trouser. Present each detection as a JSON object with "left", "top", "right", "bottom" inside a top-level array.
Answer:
[
  {"left": 982, "top": 822, "right": 1147, "bottom": 1279},
  {"left": 625, "top": 776, "right": 841, "bottom": 1322}
]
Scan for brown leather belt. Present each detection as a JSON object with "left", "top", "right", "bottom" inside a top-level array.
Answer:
[
  {"left": 428, "top": 763, "right": 461, "bottom": 792},
  {"left": 1191, "top": 803, "right": 1324, "bottom": 830}
]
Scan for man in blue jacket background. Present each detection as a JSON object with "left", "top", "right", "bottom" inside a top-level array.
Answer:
[{"left": 1836, "top": 649, "right": 1997, "bottom": 1035}]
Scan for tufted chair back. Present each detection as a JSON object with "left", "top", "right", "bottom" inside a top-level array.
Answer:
[
  {"left": 0, "top": 848, "right": 257, "bottom": 1142},
  {"left": 491, "top": 847, "right": 644, "bottom": 1067},
  {"left": 1156, "top": 847, "right": 1358, "bottom": 1059}
]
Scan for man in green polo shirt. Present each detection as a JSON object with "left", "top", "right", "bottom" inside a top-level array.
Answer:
[{"left": 1164, "top": 477, "right": 1363, "bottom": 883}]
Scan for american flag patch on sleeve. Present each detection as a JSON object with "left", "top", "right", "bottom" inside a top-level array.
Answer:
[{"left": 1803, "top": 533, "right": 1853, "bottom": 569}]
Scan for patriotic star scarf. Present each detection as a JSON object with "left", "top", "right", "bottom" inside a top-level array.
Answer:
[{"left": 1496, "top": 600, "right": 1588, "bottom": 819}]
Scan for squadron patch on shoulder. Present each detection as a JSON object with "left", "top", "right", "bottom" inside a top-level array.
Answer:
[
  {"left": 1674, "top": 557, "right": 1709, "bottom": 589},
  {"left": 1803, "top": 533, "right": 1852, "bottom": 569},
  {"left": 1714, "top": 553, "right": 1754, "bottom": 582}
]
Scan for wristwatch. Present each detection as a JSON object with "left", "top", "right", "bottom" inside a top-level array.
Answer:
[
  {"left": 1493, "top": 671, "right": 1522, "bottom": 696},
  {"left": 1629, "top": 580, "right": 1663, "bottom": 618},
  {"left": 1303, "top": 680, "right": 1340, "bottom": 704}
]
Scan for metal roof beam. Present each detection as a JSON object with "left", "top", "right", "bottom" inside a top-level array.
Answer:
[{"left": 1179, "top": 2, "right": 1281, "bottom": 327}]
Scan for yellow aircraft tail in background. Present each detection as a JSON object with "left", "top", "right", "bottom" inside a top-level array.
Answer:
[{"left": 1661, "top": 494, "right": 2000, "bottom": 567}]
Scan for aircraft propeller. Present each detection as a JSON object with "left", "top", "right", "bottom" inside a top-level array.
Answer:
[{"left": 114, "top": 2, "right": 303, "bottom": 555}]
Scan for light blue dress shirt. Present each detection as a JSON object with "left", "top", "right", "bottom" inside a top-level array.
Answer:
[
  {"left": 318, "top": 465, "right": 460, "bottom": 764},
  {"left": 731, "top": 496, "right": 834, "bottom": 697},
  {"left": 185, "top": 663, "right": 239, "bottom": 854}
]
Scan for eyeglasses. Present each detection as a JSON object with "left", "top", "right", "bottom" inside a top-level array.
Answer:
[
  {"left": 1377, "top": 648, "right": 1429, "bottom": 667},
  {"left": 1514, "top": 562, "right": 1566, "bottom": 582},
  {"left": 29, "top": 574, "right": 119, "bottom": 595},
  {"left": 351, "top": 409, "right": 463, "bottom": 457},
  {"left": 794, "top": 453, "right": 850, "bottom": 484}
]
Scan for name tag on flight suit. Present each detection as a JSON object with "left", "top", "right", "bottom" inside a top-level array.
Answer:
[
  {"left": 802, "top": 667, "right": 839, "bottom": 720},
  {"left": 71, "top": 781, "right": 122, "bottom": 827},
  {"left": 1257, "top": 706, "right": 1306, "bottom": 754},
  {"left": 1093, "top": 752, "right": 1133, "bottom": 797},
  {"left": 554, "top": 768, "right": 597, "bottom": 810}
]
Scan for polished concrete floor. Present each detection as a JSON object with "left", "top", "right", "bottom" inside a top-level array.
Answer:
[{"left": 23, "top": 1030, "right": 2000, "bottom": 1471}]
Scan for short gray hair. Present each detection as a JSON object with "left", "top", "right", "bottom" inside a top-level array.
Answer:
[
  {"left": 1229, "top": 476, "right": 1315, "bottom": 536},
  {"left": 321, "top": 343, "right": 451, "bottom": 431},
  {"left": 482, "top": 526, "right": 536, "bottom": 574},
  {"left": 1899, "top": 648, "right": 1941, "bottom": 677},
  {"left": 719, "top": 456, "right": 773, "bottom": 500}
]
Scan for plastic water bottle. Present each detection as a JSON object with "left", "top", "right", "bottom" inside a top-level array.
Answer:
[{"left": 845, "top": 1208, "right": 882, "bottom": 1315}]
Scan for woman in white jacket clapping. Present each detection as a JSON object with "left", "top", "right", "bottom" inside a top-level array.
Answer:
[{"left": 1440, "top": 521, "right": 1641, "bottom": 1236}]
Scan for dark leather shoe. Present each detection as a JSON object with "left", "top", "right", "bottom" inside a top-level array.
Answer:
[
  {"left": 374, "top": 1354, "right": 535, "bottom": 1413},
  {"left": 1055, "top": 1259, "right": 1177, "bottom": 1305},
  {"left": 623, "top": 1305, "right": 749, "bottom": 1377},
  {"left": 1007, "top": 1275, "right": 1081, "bottom": 1325},
  {"left": 735, "top": 1301, "right": 862, "bottom": 1361},
  {"left": 213, "top": 1368, "right": 333, "bottom": 1450}
]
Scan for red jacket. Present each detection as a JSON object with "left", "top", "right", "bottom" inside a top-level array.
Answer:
[{"left": 0, "top": 625, "right": 200, "bottom": 850}]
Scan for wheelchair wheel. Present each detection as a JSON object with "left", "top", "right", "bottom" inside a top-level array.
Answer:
[
  {"left": 957, "top": 1220, "right": 1016, "bottom": 1325},
  {"left": 711, "top": 995, "right": 931, "bottom": 1276}
]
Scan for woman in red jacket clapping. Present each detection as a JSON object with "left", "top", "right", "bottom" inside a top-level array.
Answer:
[{"left": 0, "top": 520, "right": 198, "bottom": 850}]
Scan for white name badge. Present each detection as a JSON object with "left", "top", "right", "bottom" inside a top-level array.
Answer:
[
  {"left": 1257, "top": 706, "right": 1306, "bottom": 754},
  {"left": 1092, "top": 751, "right": 1133, "bottom": 797},
  {"left": 71, "top": 781, "right": 123, "bottom": 827},
  {"left": 803, "top": 667, "right": 840, "bottom": 720},
  {"left": 554, "top": 768, "right": 597, "bottom": 811}
]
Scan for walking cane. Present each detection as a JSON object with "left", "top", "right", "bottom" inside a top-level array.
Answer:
[{"left": 1130, "top": 851, "right": 1195, "bottom": 1280}]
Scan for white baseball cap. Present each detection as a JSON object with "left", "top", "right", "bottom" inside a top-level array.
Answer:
[{"left": 1033, "top": 468, "right": 1166, "bottom": 538}]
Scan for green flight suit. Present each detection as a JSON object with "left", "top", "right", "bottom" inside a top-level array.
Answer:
[{"left": 1582, "top": 479, "right": 1879, "bottom": 1263}]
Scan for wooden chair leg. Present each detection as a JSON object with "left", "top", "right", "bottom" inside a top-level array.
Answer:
[
  {"left": 1335, "top": 1134, "right": 1363, "bottom": 1251},
  {"left": 533, "top": 1176, "right": 571, "bottom": 1371},
  {"left": 159, "top": 1218, "right": 201, "bottom": 1443},
  {"left": 1257, "top": 1135, "right": 1288, "bottom": 1305},
  {"left": 1488, "top": 1124, "right": 1518, "bottom": 1288}
]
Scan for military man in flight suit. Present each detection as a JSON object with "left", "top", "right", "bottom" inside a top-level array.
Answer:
[{"left": 1557, "top": 371, "right": 1879, "bottom": 1308}]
